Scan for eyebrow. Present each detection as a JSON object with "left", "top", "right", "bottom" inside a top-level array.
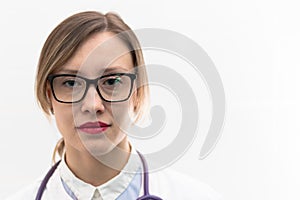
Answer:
[{"left": 58, "top": 66, "right": 132, "bottom": 75}]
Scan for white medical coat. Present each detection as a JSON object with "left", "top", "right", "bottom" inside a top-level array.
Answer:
[
  {"left": 6, "top": 146, "right": 223, "bottom": 200},
  {"left": 6, "top": 166, "right": 223, "bottom": 200}
]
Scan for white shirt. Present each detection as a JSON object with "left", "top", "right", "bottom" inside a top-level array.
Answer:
[
  {"left": 6, "top": 147, "right": 223, "bottom": 200},
  {"left": 59, "top": 147, "right": 142, "bottom": 199}
]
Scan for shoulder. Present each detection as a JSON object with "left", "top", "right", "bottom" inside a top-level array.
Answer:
[
  {"left": 5, "top": 162, "right": 63, "bottom": 200},
  {"left": 5, "top": 180, "right": 41, "bottom": 200},
  {"left": 149, "top": 167, "right": 223, "bottom": 200}
]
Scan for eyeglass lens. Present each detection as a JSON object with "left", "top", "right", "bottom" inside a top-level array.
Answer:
[{"left": 51, "top": 74, "right": 133, "bottom": 103}]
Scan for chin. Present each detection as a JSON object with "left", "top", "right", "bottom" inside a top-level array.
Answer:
[
  {"left": 78, "top": 135, "right": 111, "bottom": 154},
  {"left": 85, "top": 142, "right": 115, "bottom": 156}
]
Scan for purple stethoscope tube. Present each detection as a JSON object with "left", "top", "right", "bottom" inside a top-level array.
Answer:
[{"left": 35, "top": 151, "right": 162, "bottom": 200}]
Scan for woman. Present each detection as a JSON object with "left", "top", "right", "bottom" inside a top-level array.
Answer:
[{"left": 7, "top": 11, "right": 222, "bottom": 200}]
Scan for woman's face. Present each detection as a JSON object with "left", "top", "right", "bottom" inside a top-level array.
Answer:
[{"left": 48, "top": 32, "right": 136, "bottom": 156}]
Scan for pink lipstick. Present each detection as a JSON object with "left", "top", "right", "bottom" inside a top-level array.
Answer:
[{"left": 77, "top": 121, "right": 110, "bottom": 134}]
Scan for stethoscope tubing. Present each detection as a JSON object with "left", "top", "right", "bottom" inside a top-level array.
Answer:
[
  {"left": 35, "top": 160, "right": 61, "bottom": 200},
  {"left": 35, "top": 151, "right": 162, "bottom": 200}
]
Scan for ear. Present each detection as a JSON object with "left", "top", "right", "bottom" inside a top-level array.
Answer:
[
  {"left": 46, "top": 84, "right": 54, "bottom": 114},
  {"left": 131, "top": 87, "right": 138, "bottom": 112}
]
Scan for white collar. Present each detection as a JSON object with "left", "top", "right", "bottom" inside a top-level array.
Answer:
[{"left": 58, "top": 145, "right": 142, "bottom": 200}]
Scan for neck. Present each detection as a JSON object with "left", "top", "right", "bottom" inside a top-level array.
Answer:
[{"left": 64, "top": 137, "right": 131, "bottom": 186}]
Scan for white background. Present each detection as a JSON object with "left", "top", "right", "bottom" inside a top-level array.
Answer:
[{"left": 0, "top": 0, "right": 298, "bottom": 199}]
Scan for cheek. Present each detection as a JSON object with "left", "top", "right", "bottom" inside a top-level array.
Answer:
[
  {"left": 52, "top": 102, "right": 74, "bottom": 133},
  {"left": 109, "top": 101, "right": 134, "bottom": 130}
]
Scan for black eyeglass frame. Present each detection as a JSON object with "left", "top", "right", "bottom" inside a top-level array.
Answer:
[{"left": 47, "top": 73, "right": 137, "bottom": 103}]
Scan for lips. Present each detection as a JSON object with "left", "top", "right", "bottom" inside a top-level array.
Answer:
[{"left": 77, "top": 121, "right": 111, "bottom": 134}]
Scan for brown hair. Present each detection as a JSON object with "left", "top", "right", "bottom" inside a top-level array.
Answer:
[{"left": 35, "top": 11, "right": 149, "bottom": 163}]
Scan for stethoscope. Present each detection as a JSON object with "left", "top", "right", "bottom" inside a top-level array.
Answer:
[{"left": 35, "top": 151, "right": 162, "bottom": 200}]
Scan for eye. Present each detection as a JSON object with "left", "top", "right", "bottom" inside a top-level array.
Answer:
[
  {"left": 62, "top": 79, "right": 83, "bottom": 88},
  {"left": 103, "top": 76, "right": 122, "bottom": 86}
]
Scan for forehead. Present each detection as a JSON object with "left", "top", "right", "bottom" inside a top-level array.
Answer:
[{"left": 60, "top": 32, "right": 134, "bottom": 76}]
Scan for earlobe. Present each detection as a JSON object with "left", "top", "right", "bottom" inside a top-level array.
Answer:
[
  {"left": 50, "top": 107, "right": 54, "bottom": 115},
  {"left": 46, "top": 87, "right": 54, "bottom": 115},
  {"left": 131, "top": 90, "right": 138, "bottom": 112}
]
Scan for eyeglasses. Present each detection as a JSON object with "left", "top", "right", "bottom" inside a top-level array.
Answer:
[{"left": 47, "top": 73, "right": 137, "bottom": 103}]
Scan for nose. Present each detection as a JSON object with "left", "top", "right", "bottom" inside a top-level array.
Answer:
[{"left": 80, "top": 85, "right": 105, "bottom": 114}]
